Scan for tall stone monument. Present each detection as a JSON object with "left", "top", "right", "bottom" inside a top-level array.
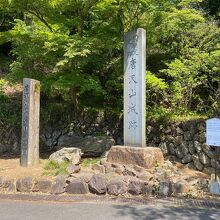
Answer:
[
  {"left": 124, "top": 28, "right": 146, "bottom": 147},
  {"left": 21, "top": 78, "right": 40, "bottom": 167},
  {"left": 107, "top": 28, "right": 164, "bottom": 168}
]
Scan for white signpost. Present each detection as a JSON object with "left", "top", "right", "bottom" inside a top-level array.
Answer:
[
  {"left": 206, "top": 118, "right": 220, "bottom": 146},
  {"left": 206, "top": 118, "right": 220, "bottom": 195}
]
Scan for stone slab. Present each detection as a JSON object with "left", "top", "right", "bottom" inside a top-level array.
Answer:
[
  {"left": 107, "top": 145, "right": 164, "bottom": 169},
  {"left": 21, "top": 78, "right": 40, "bottom": 167},
  {"left": 124, "top": 28, "right": 146, "bottom": 147}
]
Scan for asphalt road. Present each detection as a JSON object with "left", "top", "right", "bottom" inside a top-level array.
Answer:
[{"left": 0, "top": 200, "right": 219, "bottom": 220}]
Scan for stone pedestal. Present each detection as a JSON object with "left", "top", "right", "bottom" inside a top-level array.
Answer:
[
  {"left": 107, "top": 145, "right": 164, "bottom": 169},
  {"left": 21, "top": 78, "right": 40, "bottom": 167},
  {"left": 124, "top": 28, "right": 146, "bottom": 147}
]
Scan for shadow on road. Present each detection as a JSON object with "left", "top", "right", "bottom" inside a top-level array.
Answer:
[{"left": 113, "top": 204, "right": 220, "bottom": 220}]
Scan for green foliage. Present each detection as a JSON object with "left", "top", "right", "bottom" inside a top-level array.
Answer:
[
  {"left": 201, "top": 0, "right": 220, "bottom": 19},
  {"left": 0, "top": 79, "right": 6, "bottom": 88},
  {"left": 146, "top": 71, "right": 167, "bottom": 90},
  {"left": 43, "top": 160, "right": 70, "bottom": 176},
  {"left": 146, "top": 71, "right": 168, "bottom": 109},
  {"left": 0, "top": 53, "right": 10, "bottom": 71},
  {"left": 0, "top": 0, "right": 220, "bottom": 124},
  {"left": 161, "top": 21, "right": 220, "bottom": 115},
  {"left": 81, "top": 158, "right": 101, "bottom": 167},
  {"left": 0, "top": 79, "right": 21, "bottom": 127},
  {"left": 0, "top": 96, "right": 21, "bottom": 127}
]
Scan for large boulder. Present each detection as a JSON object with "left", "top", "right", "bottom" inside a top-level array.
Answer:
[
  {"left": 66, "top": 178, "right": 89, "bottom": 194},
  {"left": 128, "top": 179, "right": 151, "bottom": 195},
  {"left": 16, "top": 177, "right": 33, "bottom": 192},
  {"left": 57, "top": 135, "right": 115, "bottom": 157},
  {"left": 33, "top": 179, "right": 52, "bottom": 193},
  {"left": 107, "top": 177, "right": 127, "bottom": 196},
  {"left": 51, "top": 175, "right": 66, "bottom": 195},
  {"left": 107, "top": 146, "right": 164, "bottom": 169},
  {"left": 174, "top": 180, "right": 190, "bottom": 194},
  {"left": 88, "top": 174, "right": 106, "bottom": 194},
  {"left": 192, "top": 155, "right": 204, "bottom": 171},
  {"left": 159, "top": 181, "right": 174, "bottom": 196},
  {"left": 49, "top": 147, "right": 82, "bottom": 164},
  {"left": 1, "top": 178, "right": 15, "bottom": 192}
]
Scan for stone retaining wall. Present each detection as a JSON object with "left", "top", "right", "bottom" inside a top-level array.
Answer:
[
  {"left": 0, "top": 110, "right": 121, "bottom": 154},
  {"left": 0, "top": 123, "right": 20, "bottom": 154},
  {"left": 0, "top": 174, "right": 153, "bottom": 196},
  {"left": 0, "top": 117, "right": 218, "bottom": 173},
  {"left": 0, "top": 157, "right": 210, "bottom": 198},
  {"left": 146, "top": 119, "right": 217, "bottom": 173}
]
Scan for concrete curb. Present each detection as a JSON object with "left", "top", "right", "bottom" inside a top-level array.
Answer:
[
  {"left": 0, "top": 193, "right": 220, "bottom": 209},
  {"left": 157, "top": 197, "right": 220, "bottom": 209}
]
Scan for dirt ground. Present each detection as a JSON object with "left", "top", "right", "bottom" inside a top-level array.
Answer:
[
  {"left": 0, "top": 154, "right": 209, "bottom": 181},
  {"left": 174, "top": 162, "right": 209, "bottom": 179},
  {"left": 0, "top": 153, "right": 216, "bottom": 200},
  {"left": 0, "top": 156, "right": 50, "bottom": 179}
]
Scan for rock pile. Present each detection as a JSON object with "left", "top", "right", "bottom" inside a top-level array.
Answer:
[{"left": 0, "top": 159, "right": 209, "bottom": 198}]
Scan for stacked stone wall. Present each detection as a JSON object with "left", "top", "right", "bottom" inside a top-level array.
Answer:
[
  {"left": 146, "top": 119, "right": 218, "bottom": 172},
  {"left": 0, "top": 123, "right": 20, "bottom": 154},
  {"left": 0, "top": 116, "right": 218, "bottom": 174}
]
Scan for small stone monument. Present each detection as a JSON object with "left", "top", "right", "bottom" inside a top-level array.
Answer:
[
  {"left": 124, "top": 28, "right": 146, "bottom": 147},
  {"left": 21, "top": 78, "right": 40, "bottom": 167}
]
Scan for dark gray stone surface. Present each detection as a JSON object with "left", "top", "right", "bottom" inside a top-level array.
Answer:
[
  {"left": 88, "top": 174, "right": 106, "bottom": 194},
  {"left": 51, "top": 175, "right": 66, "bottom": 195},
  {"left": 107, "top": 178, "right": 127, "bottom": 196},
  {"left": 66, "top": 178, "right": 89, "bottom": 194},
  {"left": 16, "top": 177, "right": 33, "bottom": 192}
]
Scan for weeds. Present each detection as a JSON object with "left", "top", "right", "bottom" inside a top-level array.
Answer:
[
  {"left": 81, "top": 158, "right": 101, "bottom": 167},
  {"left": 43, "top": 160, "right": 70, "bottom": 176}
]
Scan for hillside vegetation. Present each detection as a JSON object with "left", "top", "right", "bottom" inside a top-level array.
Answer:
[{"left": 0, "top": 0, "right": 220, "bottom": 129}]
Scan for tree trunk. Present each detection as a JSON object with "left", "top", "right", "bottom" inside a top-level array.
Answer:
[{"left": 70, "top": 87, "right": 78, "bottom": 110}]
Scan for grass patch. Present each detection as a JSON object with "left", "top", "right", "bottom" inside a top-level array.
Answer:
[
  {"left": 170, "top": 114, "right": 207, "bottom": 122},
  {"left": 146, "top": 107, "right": 207, "bottom": 123},
  {"left": 81, "top": 158, "right": 101, "bottom": 168},
  {"left": 42, "top": 160, "right": 70, "bottom": 176}
]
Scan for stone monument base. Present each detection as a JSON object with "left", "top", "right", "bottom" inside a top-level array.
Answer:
[{"left": 106, "top": 145, "right": 164, "bottom": 169}]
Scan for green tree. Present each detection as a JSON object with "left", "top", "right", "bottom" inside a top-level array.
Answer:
[{"left": 0, "top": 0, "right": 220, "bottom": 122}]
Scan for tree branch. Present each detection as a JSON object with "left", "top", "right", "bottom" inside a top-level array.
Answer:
[{"left": 27, "top": 10, "right": 54, "bottom": 33}]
